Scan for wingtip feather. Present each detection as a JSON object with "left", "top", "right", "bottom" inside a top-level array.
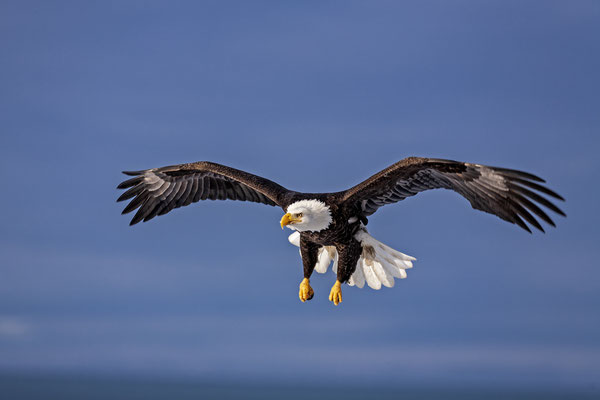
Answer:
[{"left": 122, "top": 170, "right": 145, "bottom": 176}]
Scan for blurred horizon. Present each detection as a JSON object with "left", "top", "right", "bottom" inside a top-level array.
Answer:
[
  {"left": 1, "top": 371, "right": 599, "bottom": 400},
  {"left": 1, "top": 0, "right": 599, "bottom": 396}
]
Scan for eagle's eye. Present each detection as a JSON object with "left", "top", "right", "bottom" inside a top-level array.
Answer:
[{"left": 296, "top": 213, "right": 303, "bottom": 218}]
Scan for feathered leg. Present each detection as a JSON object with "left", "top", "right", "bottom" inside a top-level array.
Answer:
[
  {"left": 299, "top": 237, "right": 319, "bottom": 302},
  {"left": 329, "top": 239, "right": 361, "bottom": 305}
]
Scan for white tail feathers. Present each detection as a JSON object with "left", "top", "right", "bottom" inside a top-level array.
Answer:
[
  {"left": 288, "top": 231, "right": 301, "bottom": 246},
  {"left": 349, "top": 227, "right": 416, "bottom": 289},
  {"left": 316, "top": 247, "right": 336, "bottom": 273},
  {"left": 287, "top": 226, "right": 416, "bottom": 290}
]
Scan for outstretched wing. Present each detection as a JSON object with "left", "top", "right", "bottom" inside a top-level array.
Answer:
[
  {"left": 117, "top": 161, "right": 293, "bottom": 225},
  {"left": 341, "top": 157, "right": 565, "bottom": 233}
]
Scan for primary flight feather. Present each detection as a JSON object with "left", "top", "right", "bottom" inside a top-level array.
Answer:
[{"left": 117, "top": 157, "right": 565, "bottom": 305}]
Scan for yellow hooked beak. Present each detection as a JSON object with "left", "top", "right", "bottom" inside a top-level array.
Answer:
[{"left": 280, "top": 213, "right": 302, "bottom": 229}]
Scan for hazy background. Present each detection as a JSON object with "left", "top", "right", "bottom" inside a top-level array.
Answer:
[{"left": 1, "top": 0, "right": 599, "bottom": 397}]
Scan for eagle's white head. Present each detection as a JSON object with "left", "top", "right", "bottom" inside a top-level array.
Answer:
[{"left": 280, "top": 199, "right": 332, "bottom": 232}]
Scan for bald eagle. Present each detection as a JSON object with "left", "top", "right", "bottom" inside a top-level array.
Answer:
[{"left": 117, "top": 157, "right": 564, "bottom": 305}]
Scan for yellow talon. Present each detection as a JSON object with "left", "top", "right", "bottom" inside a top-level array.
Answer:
[
  {"left": 299, "top": 278, "right": 314, "bottom": 302},
  {"left": 328, "top": 280, "right": 342, "bottom": 305}
]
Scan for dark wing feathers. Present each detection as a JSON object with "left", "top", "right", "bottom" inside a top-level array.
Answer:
[
  {"left": 117, "top": 162, "right": 292, "bottom": 225},
  {"left": 118, "top": 157, "right": 564, "bottom": 232},
  {"left": 341, "top": 157, "right": 565, "bottom": 233}
]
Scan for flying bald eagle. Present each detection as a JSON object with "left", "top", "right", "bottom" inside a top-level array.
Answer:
[{"left": 117, "top": 157, "right": 565, "bottom": 305}]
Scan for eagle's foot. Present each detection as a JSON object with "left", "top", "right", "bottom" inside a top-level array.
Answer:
[
  {"left": 328, "top": 280, "right": 342, "bottom": 306},
  {"left": 299, "top": 278, "right": 314, "bottom": 302}
]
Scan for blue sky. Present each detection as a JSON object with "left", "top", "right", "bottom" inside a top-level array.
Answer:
[{"left": 1, "top": 0, "right": 599, "bottom": 392}]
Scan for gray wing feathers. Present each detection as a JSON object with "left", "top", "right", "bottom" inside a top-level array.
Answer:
[
  {"left": 117, "top": 162, "right": 288, "bottom": 226},
  {"left": 343, "top": 157, "right": 565, "bottom": 233}
]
